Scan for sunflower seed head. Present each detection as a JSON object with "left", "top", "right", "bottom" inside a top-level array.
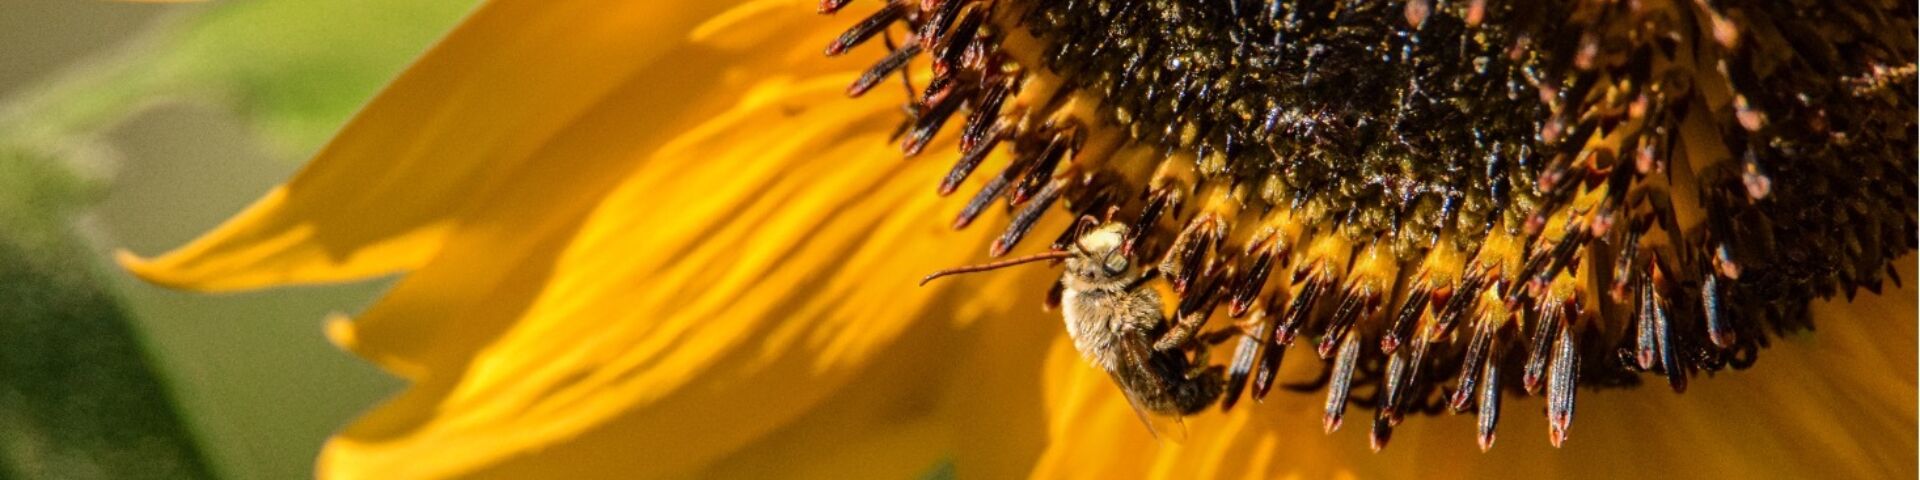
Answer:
[{"left": 827, "top": 0, "right": 1917, "bottom": 450}]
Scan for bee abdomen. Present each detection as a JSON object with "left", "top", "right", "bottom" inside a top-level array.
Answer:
[{"left": 1170, "top": 369, "right": 1225, "bottom": 416}]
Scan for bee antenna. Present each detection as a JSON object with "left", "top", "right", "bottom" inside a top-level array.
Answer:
[
  {"left": 1076, "top": 214, "right": 1100, "bottom": 237},
  {"left": 920, "top": 250, "right": 1075, "bottom": 286}
]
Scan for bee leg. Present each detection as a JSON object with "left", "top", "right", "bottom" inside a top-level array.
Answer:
[
  {"left": 1195, "top": 324, "right": 1248, "bottom": 345},
  {"left": 1153, "top": 314, "right": 1203, "bottom": 352},
  {"left": 1157, "top": 268, "right": 1226, "bottom": 351},
  {"left": 1043, "top": 281, "right": 1064, "bottom": 310},
  {"left": 1189, "top": 341, "right": 1211, "bottom": 367},
  {"left": 1184, "top": 341, "right": 1221, "bottom": 379}
]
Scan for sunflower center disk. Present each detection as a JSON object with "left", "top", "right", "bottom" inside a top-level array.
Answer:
[{"left": 822, "top": 0, "right": 1918, "bottom": 449}]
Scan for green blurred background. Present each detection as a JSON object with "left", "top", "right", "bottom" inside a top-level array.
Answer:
[{"left": 0, "top": 1, "right": 480, "bottom": 478}]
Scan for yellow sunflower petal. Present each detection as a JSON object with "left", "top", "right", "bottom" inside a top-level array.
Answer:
[
  {"left": 313, "top": 9, "right": 1058, "bottom": 468},
  {"left": 693, "top": 273, "right": 1061, "bottom": 479},
  {"left": 688, "top": 323, "right": 958, "bottom": 480},
  {"left": 119, "top": 0, "right": 745, "bottom": 291},
  {"left": 922, "top": 266, "right": 1065, "bottom": 479},
  {"left": 1030, "top": 261, "right": 1917, "bottom": 479}
]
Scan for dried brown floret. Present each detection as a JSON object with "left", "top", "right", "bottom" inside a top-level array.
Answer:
[{"left": 825, "top": 0, "right": 1918, "bottom": 449}]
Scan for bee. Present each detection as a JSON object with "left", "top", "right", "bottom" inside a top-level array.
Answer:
[{"left": 922, "top": 220, "right": 1225, "bottom": 433}]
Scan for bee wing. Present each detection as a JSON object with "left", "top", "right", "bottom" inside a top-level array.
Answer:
[
  {"left": 1107, "top": 370, "right": 1188, "bottom": 442},
  {"left": 1108, "top": 370, "right": 1163, "bottom": 438},
  {"left": 1114, "top": 329, "right": 1189, "bottom": 442}
]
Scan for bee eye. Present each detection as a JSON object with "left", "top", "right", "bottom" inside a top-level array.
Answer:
[{"left": 1104, "top": 255, "right": 1128, "bottom": 274}]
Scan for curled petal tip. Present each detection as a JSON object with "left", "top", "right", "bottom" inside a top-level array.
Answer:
[
  {"left": 115, "top": 248, "right": 199, "bottom": 291},
  {"left": 323, "top": 313, "right": 426, "bottom": 380},
  {"left": 322, "top": 313, "right": 360, "bottom": 351},
  {"left": 113, "top": 248, "right": 156, "bottom": 275}
]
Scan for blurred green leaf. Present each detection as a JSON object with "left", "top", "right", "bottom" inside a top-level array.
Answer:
[
  {"left": 0, "top": 151, "right": 214, "bottom": 479},
  {"left": 1, "top": 0, "right": 481, "bottom": 158},
  {"left": 0, "top": 148, "right": 85, "bottom": 251}
]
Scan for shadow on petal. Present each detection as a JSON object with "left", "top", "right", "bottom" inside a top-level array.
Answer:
[{"left": 316, "top": 40, "right": 1063, "bottom": 475}]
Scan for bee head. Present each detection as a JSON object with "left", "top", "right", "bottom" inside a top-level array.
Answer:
[{"left": 1065, "top": 222, "right": 1135, "bottom": 286}]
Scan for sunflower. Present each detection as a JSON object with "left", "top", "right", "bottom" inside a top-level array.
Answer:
[{"left": 121, "top": 0, "right": 1916, "bottom": 478}]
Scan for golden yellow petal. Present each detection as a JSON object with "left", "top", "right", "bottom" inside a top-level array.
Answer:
[
  {"left": 119, "top": 0, "right": 748, "bottom": 291},
  {"left": 1031, "top": 260, "right": 1917, "bottom": 479},
  {"left": 690, "top": 324, "right": 957, "bottom": 480},
  {"left": 313, "top": 5, "right": 1061, "bottom": 467},
  {"left": 693, "top": 275, "right": 1061, "bottom": 479},
  {"left": 942, "top": 273, "right": 1062, "bottom": 479}
]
